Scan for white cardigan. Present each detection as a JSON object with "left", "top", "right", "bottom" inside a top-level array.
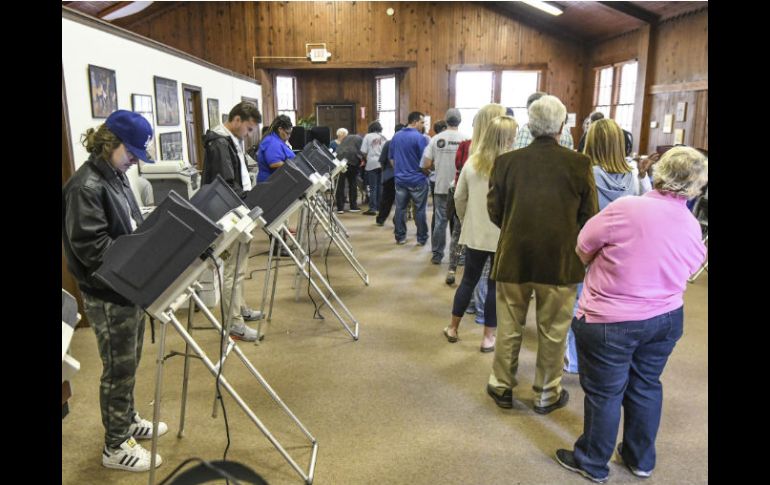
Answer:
[{"left": 454, "top": 162, "right": 501, "bottom": 252}]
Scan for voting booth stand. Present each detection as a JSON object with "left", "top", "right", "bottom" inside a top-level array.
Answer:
[
  {"left": 94, "top": 176, "right": 318, "bottom": 485},
  {"left": 244, "top": 141, "right": 362, "bottom": 341}
]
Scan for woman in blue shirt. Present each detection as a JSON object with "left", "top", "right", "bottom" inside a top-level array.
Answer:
[{"left": 257, "top": 115, "right": 295, "bottom": 183}]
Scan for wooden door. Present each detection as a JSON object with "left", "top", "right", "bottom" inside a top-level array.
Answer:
[
  {"left": 182, "top": 84, "right": 204, "bottom": 170},
  {"left": 316, "top": 104, "right": 355, "bottom": 138},
  {"left": 62, "top": 65, "right": 89, "bottom": 327}
]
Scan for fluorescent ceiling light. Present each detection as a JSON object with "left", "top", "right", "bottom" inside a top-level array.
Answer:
[
  {"left": 518, "top": 0, "right": 564, "bottom": 16},
  {"left": 102, "top": 2, "right": 154, "bottom": 21}
]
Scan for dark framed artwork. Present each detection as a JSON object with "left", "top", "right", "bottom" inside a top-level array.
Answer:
[
  {"left": 241, "top": 96, "right": 260, "bottom": 149},
  {"left": 222, "top": 114, "right": 229, "bottom": 124},
  {"left": 153, "top": 76, "right": 180, "bottom": 126},
  {"left": 131, "top": 94, "right": 157, "bottom": 162},
  {"left": 88, "top": 64, "right": 118, "bottom": 118},
  {"left": 207, "top": 98, "right": 220, "bottom": 129},
  {"left": 159, "top": 131, "right": 183, "bottom": 161}
]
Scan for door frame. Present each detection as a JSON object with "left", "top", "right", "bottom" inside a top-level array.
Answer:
[
  {"left": 315, "top": 103, "right": 356, "bottom": 136},
  {"left": 181, "top": 83, "right": 204, "bottom": 171}
]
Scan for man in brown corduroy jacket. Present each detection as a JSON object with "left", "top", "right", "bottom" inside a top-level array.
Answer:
[{"left": 485, "top": 95, "right": 598, "bottom": 415}]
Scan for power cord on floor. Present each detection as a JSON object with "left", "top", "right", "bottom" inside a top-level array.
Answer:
[
  {"left": 204, "top": 251, "right": 232, "bottom": 466},
  {"left": 305, "top": 205, "right": 324, "bottom": 320}
]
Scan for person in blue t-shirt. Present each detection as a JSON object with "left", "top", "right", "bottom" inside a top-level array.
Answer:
[
  {"left": 256, "top": 115, "right": 295, "bottom": 183},
  {"left": 389, "top": 111, "right": 429, "bottom": 245}
]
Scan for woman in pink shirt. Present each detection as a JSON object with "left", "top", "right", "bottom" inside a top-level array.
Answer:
[{"left": 555, "top": 146, "right": 707, "bottom": 483}]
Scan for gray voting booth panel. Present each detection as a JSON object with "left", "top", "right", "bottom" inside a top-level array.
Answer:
[
  {"left": 301, "top": 140, "right": 337, "bottom": 176},
  {"left": 94, "top": 191, "right": 222, "bottom": 309},
  {"left": 244, "top": 161, "right": 312, "bottom": 226},
  {"left": 191, "top": 174, "right": 247, "bottom": 222}
]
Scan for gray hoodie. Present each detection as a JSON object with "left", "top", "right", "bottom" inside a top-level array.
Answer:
[{"left": 593, "top": 162, "right": 652, "bottom": 210}]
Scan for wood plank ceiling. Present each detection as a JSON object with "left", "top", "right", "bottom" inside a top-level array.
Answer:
[{"left": 65, "top": 1, "right": 709, "bottom": 45}]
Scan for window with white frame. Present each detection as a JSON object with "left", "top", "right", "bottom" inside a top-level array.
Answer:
[
  {"left": 455, "top": 71, "right": 494, "bottom": 135},
  {"left": 454, "top": 69, "right": 541, "bottom": 133},
  {"left": 593, "top": 61, "right": 638, "bottom": 133},
  {"left": 500, "top": 70, "right": 540, "bottom": 126},
  {"left": 376, "top": 75, "right": 397, "bottom": 139},
  {"left": 276, "top": 75, "right": 297, "bottom": 124}
]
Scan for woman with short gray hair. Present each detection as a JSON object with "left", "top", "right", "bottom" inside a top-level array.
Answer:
[{"left": 555, "top": 145, "right": 708, "bottom": 483}]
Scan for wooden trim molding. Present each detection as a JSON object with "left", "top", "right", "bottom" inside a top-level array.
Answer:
[
  {"left": 254, "top": 61, "right": 417, "bottom": 70},
  {"left": 648, "top": 80, "right": 708, "bottom": 94},
  {"left": 62, "top": 6, "right": 260, "bottom": 86},
  {"left": 447, "top": 63, "right": 548, "bottom": 72}
]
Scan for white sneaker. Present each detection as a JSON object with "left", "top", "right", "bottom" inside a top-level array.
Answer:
[
  {"left": 102, "top": 437, "right": 162, "bottom": 472},
  {"left": 229, "top": 322, "right": 258, "bottom": 342},
  {"left": 129, "top": 413, "right": 168, "bottom": 440},
  {"left": 241, "top": 307, "right": 264, "bottom": 321}
]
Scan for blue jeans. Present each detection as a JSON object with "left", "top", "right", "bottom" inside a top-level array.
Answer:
[
  {"left": 431, "top": 193, "right": 449, "bottom": 260},
  {"left": 394, "top": 182, "right": 429, "bottom": 244},
  {"left": 564, "top": 282, "right": 583, "bottom": 372},
  {"left": 366, "top": 168, "right": 382, "bottom": 211},
  {"left": 572, "top": 307, "right": 684, "bottom": 479},
  {"left": 473, "top": 258, "right": 491, "bottom": 323}
]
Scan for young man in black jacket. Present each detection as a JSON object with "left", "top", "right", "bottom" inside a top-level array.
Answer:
[
  {"left": 62, "top": 110, "right": 167, "bottom": 472},
  {"left": 202, "top": 101, "right": 263, "bottom": 340}
]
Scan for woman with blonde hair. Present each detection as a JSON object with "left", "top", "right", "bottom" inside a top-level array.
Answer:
[
  {"left": 443, "top": 115, "right": 518, "bottom": 352},
  {"left": 446, "top": 103, "right": 506, "bottom": 286},
  {"left": 556, "top": 146, "right": 707, "bottom": 482},
  {"left": 563, "top": 118, "right": 659, "bottom": 374}
]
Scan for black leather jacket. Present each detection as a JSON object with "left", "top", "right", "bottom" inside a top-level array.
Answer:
[
  {"left": 201, "top": 129, "right": 247, "bottom": 198},
  {"left": 62, "top": 155, "right": 139, "bottom": 305}
]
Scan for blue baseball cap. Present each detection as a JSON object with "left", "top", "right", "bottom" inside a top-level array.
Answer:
[{"left": 105, "top": 110, "right": 155, "bottom": 163}]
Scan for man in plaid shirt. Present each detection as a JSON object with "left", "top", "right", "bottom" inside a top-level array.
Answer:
[{"left": 513, "top": 92, "right": 574, "bottom": 150}]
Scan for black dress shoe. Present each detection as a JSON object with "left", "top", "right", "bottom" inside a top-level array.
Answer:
[
  {"left": 486, "top": 384, "right": 513, "bottom": 409},
  {"left": 534, "top": 389, "right": 569, "bottom": 415}
]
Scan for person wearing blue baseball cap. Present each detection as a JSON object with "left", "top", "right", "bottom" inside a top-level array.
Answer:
[{"left": 63, "top": 110, "right": 168, "bottom": 472}]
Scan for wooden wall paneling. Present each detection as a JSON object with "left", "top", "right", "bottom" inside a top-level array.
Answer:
[
  {"left": 187, "top": 2, "right": 205, "bottom": 59},
  {"left": 632, "top": 25, "right": 651, "bottom": 154},
  {"left": 229, "top": 1, "right": 248, "bottom": 75},
  {"left": 693, "top": 90, "right": 708, "bottom": 150},
  {"left": 651, "top": 8, "right": 707, "bottom": 85}
]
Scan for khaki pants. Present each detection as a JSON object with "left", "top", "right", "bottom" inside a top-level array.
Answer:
[
  {"left": 222, "top": 240, "right": 251, "bottom": 327},
  {"left": 488, "top": 282, "right": 576, "bottom": 408}
]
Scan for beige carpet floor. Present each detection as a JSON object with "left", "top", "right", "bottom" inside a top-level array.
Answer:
[{"left": 62, "top": 207, "right": 708, "bottom": 485}]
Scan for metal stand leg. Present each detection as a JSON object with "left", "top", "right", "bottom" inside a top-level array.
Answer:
[
  {"left": 306, "top": 196, "right": 370, "bottom": 285},
  {"left": 148, "top": 289, "right": 318, "bottom": 485},
  {"left": 178, "top": 296, "right": 196, "bottom": 437},
  {"left": 270, "top": 223, "right": 360, "bottom": 340},
  {"left": 148, "top": 315, "right": 168, "bottom": 485},
  {"left": 688, "top": 234, "right": 708, "bottom": 283},
  {"left": 213, "top": 241, "right": 247, "bottom": 419}
]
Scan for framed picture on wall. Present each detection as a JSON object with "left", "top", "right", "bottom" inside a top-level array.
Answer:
[
  {"left": 207, "top": 98, "right": 220, "bottom": 129},
  {"left": 222, "top": 114, "right": 229, "bottom": 124},
  {"left": 88, "top": 64, "right": 118, "bottom": 118},
  {"left": 159, "top": 131, "right": 183, "bottom": 161},
  {"left": 154, "top": 76, "right": 180, "bottom": 126},
  {"left": 131, "top": 94, "right": 157, "bottom": 162},
  {"left": 675, "top": 102, "right": 687, "bottom": 122}
]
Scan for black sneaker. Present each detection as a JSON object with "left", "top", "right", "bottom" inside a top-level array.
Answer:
[
  {"left": 555, "top": 449, "right": 608, "bottom": 483},
  {"left": 375, "top": 221, "right": 384, "bottom": 226},
  {"left": 486, "top": 384, "right": 513, "bottom": 409},
  {"left": 616, "top": 442, "right": 652, "bottom": 478},
  {"left": 445, "top": 271, "right": 456, "bottom": 285},
  {"left": 534, "top": 389, "right": 569, "bottom": 415},
  {"left": 362, "top": 210, "right": 377, "bottom": 215},
  {"left": 349, "top": 207, "right": 362, "bottom": 213}
]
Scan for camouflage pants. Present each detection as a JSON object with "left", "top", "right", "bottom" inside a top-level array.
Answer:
[{"left": 82, "top": 293, "right": 145, "bottom": 448}]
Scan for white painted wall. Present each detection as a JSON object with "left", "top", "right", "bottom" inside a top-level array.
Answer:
[{"left": 62, "top": 15, "right": 262, "bottom": 197}]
